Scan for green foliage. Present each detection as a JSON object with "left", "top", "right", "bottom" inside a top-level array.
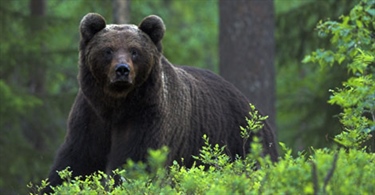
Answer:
[
  {"left": 30, "top": 105, "right": 375, "bottom": 195},
  {"left": 192, "top": 134, "right": 230, "bottom": 170},
  {"left": 303, "top": 0, "right": 375, "bottom": 150},
  {"left": 0, "top": 80, "right": 42, "bottom": 119},
  {"left": 238, "top": 104, "right": 270, "bottom": 164},
  {"left": 31, "top": 148, "right": 375, "bottom": 195},
  {"left": 276, "top": 0, "right": 357, "bottom": 151},
  {"left": 241, "top": 104, "right": 269, "bottom": 137}
]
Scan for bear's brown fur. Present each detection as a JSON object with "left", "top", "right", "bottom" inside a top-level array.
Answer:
[{"left": 44, "top": 13, "right": 278, "bottom": 193}]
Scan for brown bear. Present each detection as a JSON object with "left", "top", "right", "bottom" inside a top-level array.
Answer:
[{"left": 43, "top": 13, "right": 278, "bottom": 192}]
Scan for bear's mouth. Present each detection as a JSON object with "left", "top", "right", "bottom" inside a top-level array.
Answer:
[
  {"left": 109, "top": 75, "right": 133, "bottom": 85},
  {"left": 104, "top": 80, "right": 134, "bottom": 98},
  {"left": 106, "top": 68, "right": 135, "bottom": 96},
  {"left": 107, "top": 76, "right": 134, "bottom": 93},
  {"left": 109, "top": 80, "right": 132, "bottom": 89}
]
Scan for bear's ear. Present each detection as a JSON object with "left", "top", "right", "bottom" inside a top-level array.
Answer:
[
  {"left": 139, "top": 15, "right": 165, "bottom": 52},
  {"left": 80, "top": 13, "right": 106, "bottom": 44}
]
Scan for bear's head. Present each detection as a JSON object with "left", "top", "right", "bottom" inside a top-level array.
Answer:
[{"left": 79, "top": 13, "right": 165, "bottom": 98}]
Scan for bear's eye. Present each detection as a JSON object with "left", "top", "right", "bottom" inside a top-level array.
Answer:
[
  {"left": 130, "top": 48, "right": 138, "bottom": 60},
  {"left": 104, "top": 48, "right": 113, "bottom": 57}
]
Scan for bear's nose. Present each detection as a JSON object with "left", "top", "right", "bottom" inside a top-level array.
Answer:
[{"left": 115, "top": 64, "right": 130, "bottom": 76}]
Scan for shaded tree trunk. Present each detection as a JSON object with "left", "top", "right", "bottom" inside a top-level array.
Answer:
[
  {"left": 219, "top": 0, "right": 276, "bottom": 131},
  {"left": 29, "top": 0, "right": 46, "bottom": 95},
  {"left": 25, "top": 0, "right": 47, "bottom": 152},
  {"left": 112, "top": 0, "right": 130, "bottom": 24}
]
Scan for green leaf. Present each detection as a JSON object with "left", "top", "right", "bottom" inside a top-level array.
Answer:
[{"left": 366, "top": 9, "right": 375, "bottom": 16}]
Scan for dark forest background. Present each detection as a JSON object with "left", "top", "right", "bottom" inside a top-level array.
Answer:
[{"left": 0, "top": 0, "right": 357, "bottom": 194}]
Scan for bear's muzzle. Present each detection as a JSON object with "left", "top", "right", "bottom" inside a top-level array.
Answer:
[
  {"left": 115, "top": 63, "right": 130, "bottom": 77},
  {"left": 110, "top": 63, "right": 133, "bottom": 85}
]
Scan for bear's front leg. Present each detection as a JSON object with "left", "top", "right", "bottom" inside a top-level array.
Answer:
[{"left": 42, "top": 93, "right": 111, "bottom": 194}]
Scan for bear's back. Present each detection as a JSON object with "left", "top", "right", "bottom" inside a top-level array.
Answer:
[
  {"left": 163, "top": 64, "right": 251, "bottom": 162},
  {"left": 179, "top": 65, "right": 250, "bottom": 110}
]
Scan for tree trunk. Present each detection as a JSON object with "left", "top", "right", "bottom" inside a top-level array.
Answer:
[
  {"left": 219, "top": 0, "right": 276, "bottom": 131},
  {"left": 29, "top": 0, "right": 46, "bottom": 95},
  {"left": 112, "top": 0, "right": 130, "bottom": 24}
]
